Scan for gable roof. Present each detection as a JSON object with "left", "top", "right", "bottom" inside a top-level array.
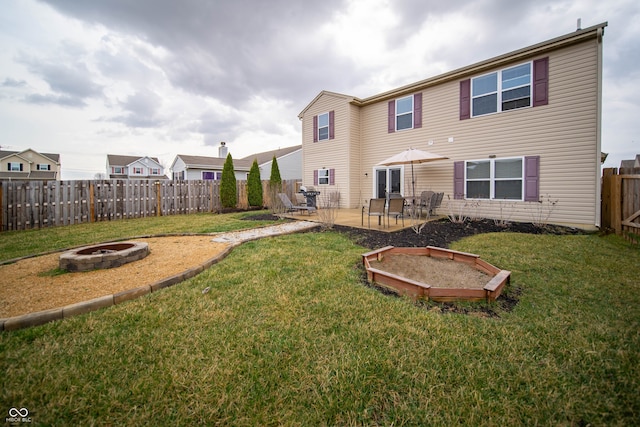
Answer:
[
  {"left": 0, "top": 149, "right": 60, "bottom": 163},
  {"left": 175, "top": 154, "right": 253, "bottom": 171},
  {"left": 299, "top": 22, "right": 608, "bottom": 116},
  {"left": 240, "top": 145, "right": 301, "bottom": 165},
  {"left": 107, "top": 154, "right": 162, "bottom": 167},
  {"left": 298, "top": 91, "right": 356, "bottom": 119}
]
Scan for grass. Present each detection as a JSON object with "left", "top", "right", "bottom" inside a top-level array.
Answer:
[
  {"left": 0, "top": 211, "right": 278, "bottom": 262},
  {"left": 1, "top": 214, "right": 639, "bottom": 425}
]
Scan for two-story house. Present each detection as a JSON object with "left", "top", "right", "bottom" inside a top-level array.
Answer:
[
  {"left": 0, "top": 149, "right": 61, "bottom": 181},
  {"left": 106, "top": 155, "right": 169, "bottom": 180},
  {"left": 298, "top": 22, "right": 607, "bottom": 228}
]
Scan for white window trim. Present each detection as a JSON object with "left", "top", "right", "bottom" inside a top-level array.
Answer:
[
  {"left": 317, "top": 168, "right": 330, "bottom": 185},
  {"left": 465, "top": 157, "right": 525, "bottom": 201},
  {"left": 132, "top": 167, "right": 144, "bottom": 175},
  {"left": 317, "top": 112, "right": 330, "bottom": 141},
  {"left": 395, "top": 95, "right": 414, "bottom": 131},
  {"left": 9, "top": 162, "right": 21, "bottom": 171},
  {"left": 471, "top": 61, "right": 532, "bottom": 118}
]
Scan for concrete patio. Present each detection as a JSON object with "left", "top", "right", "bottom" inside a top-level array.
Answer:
[{"left": 282, "top": 207, "right": 444, "bottom": 232}]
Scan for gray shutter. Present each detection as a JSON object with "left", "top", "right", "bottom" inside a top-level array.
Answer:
[
  {"left": 459, "top": 79, "right": 471, "bottom": 120},
  {"left": 533, "top": 57, "right": 549, "bottom": 107},
  {"left": 313, "top": 115, "right": 318, "bottom": 142},
  {"left": 524, "top": 156, "right": 540, "bottom": 202},
  {"left": 388, "top": 100, "right": 395, "bottom": 133},
  {"left": 453, "top": 161, "right": 464, "bottom": 199},
  {"left": 413, "top": 93, "right": 422, "bottom": 128},
  {"left": 329, "top": 110, "right": 335, "bottom": 139}
]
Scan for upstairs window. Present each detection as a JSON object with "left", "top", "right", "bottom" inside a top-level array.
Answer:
[
  {"left": 313, "top": 111, "right": 334, "bottom": 142},
  {"left": 8, "top": 162, "right": 23, "bottom": 171},
  {"left": 150, "top": 168, "right": 160, "bottom": 175},
  {"left": 388, "top": 93, "right": 422, "bottom": 132},
  {"left": 395, "top": 95, "right": 413, "bottom": 131},
  {"left": 37, "top": 164, "right": 51, "bottom": 170},
  {"left": 133, "top": 167, "right": 143, "bottom": 175},
  {"left": 113, "top": 166, "right": 124, "bottom": 174},
  {"left": 318, "top": 112, "right": 330, "bottom": 141},
  {"left": 472, "top": 62, "right": 531, "bottom": 117}
]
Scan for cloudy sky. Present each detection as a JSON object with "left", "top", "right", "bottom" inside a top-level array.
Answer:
[{"left": 1, "top": 0, "right": 638, "bottom": 179}]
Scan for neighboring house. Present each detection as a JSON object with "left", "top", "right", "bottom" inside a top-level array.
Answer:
[
  {"left": 298, "top": 22, "right": 608, "bottom": 228},
  {"left": 106, "top": 155, "right": 169, "bottom": 180},
  {"left": 0, "top": 148, "right": 60, "bottom": 181},
  {"left": 171, "top": 142, "right": 302, "bottom": 181},
  {"left": 171, "top": 142, "right": 252, "bottom": 181},
  {"left": 619, "top": 155, "right": 640, "bottom": 172},
  {"left": 241, "top": 145, "right": 302, "bottom": 180}
]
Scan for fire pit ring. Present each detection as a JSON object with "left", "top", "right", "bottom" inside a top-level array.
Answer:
[{"left": 60, "top": 241, "right": 149, "bottom": 272}]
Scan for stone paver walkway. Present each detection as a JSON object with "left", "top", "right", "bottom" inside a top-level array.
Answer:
[{"left": 211, "top": 220, "right": 321, "bottom": 245}]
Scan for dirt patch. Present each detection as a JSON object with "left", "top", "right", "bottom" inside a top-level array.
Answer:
[
  {"left": 0, "top": 236, "right": 229, "bottom": 318},
  {"left": 369, "top": 253, "right": 491, "bottom": 289}
]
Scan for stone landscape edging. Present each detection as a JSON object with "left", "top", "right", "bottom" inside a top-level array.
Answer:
[{"left": 1, "top": 221, "right": 321, "bottom": 332}]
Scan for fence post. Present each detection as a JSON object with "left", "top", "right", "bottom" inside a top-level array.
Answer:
[
  {"left": 0, "top": 183, "right": 3, "bottom": 232},
  {"left": 89, "top": 182, "right": 95, "bottom": 222},
  {"left": 156, "top": 180, "right": 162, "bottom": 216},
  {"left": 611, "top": 175, "right": 622, "bottom": 234}
]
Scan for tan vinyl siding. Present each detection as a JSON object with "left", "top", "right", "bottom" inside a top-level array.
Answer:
[
  {"left": 301, "top": 25, "right": 604, "bottom": 227},
  {"left": 350, "top": 39, "right": 601, "bottom": 227},
  {"left": 301, "top": 93, "right": 353, "bottom": 207},
  {"left": 348, "top": 103, "right": 362, "bottom": 207}
]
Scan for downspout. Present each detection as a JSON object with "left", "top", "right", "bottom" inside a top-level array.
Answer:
[{"left": 595, "top": 26, "right": 605, "bottom": 227}]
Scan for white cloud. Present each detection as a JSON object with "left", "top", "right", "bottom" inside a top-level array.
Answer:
[{"left": 0, "top": 0, "right": 637, "bottom": 179}]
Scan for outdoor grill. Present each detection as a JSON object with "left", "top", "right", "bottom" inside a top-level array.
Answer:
[{"left": 299, "top": 186, "right": 321, "bottom": 208}]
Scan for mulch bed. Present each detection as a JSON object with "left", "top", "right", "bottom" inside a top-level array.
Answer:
[{"left": 246, "top": 214, "right": 588, "bottom": 317}]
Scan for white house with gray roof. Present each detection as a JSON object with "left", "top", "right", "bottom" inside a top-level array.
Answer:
[{"left": 171, "top": 143, "right": 301, "bottom": 181}]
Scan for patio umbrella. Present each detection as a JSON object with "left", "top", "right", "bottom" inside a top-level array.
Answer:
[{"left": 376, "top": 148, "right": 448, "bottom": 201}]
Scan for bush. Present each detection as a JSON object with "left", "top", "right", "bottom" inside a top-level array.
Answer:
[
  {"left": 220, "top": 153, "right": 237, "bottom": 208},
  {"left": 247, "top": 159, "right": 263, "bottom": 207}
]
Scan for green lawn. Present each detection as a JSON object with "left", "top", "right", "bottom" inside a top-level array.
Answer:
[{"left": 1, "top": 214, "right": 639, "bottom": 426}]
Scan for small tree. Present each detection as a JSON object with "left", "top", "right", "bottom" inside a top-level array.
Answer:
[
  {"left": 220, "top": 153, "right": 237, "bottom": 209},
  {"left": 247, "top": 159, "right": 263, "bottom": 207},
  {"left": 269, "top": 156, "right": 282, "bottom": 189},
  {"left": 268, "top": 156, "right": 283, "bottom": 215}
]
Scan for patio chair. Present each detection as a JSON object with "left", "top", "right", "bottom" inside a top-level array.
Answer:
[
  {"left": 418, "top": 191, "right": 435, "bottom": 218},
  {"left": 364, "top": 198, "right": 386, "bottom": 228},
  {"left": 387, "top": 197, "right": 405, "bottom": 227},
  {"left": 278, "top": 193, "right": 316, "bottom": 215},
  {"left": 431, "top": 192, "right": 444, "bottom": 215}
]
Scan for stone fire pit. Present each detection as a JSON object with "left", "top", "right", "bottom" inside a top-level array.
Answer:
[{"left": 60, "top": 242, "right": 149, "bottom": 272}]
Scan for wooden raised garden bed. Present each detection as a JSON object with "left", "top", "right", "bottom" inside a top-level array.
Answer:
[{"left": 362, "top": 246, "right": 510, "bottom": 302}]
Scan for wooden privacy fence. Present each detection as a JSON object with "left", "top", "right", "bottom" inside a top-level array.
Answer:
[
  {"left": 1, "top": 179, "right": 299, "bottom": 231},
  {"left": 602, "top": 168, "right": 640, "bottom": 243}
]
